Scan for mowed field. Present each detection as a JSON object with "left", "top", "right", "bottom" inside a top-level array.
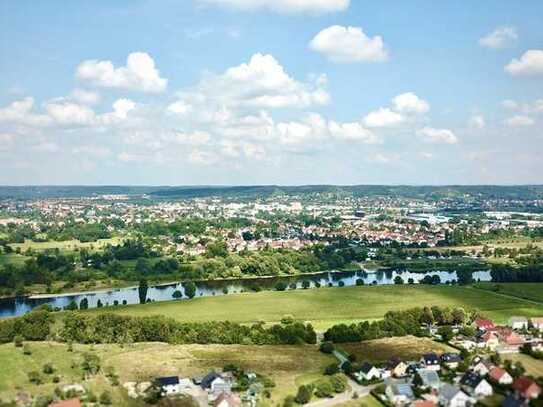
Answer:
[
  {"left": 474, "top": 283, "right": 543, "bottom": 303},
  {"left": 8, "top": 237, "right": 123, "bottom": 253},
  {"left": 0, "top": 341, "right": 333, "bottom": 406},
  {"left": 505, "top": 353, "right": 543, "bottom": 377},
  {"left": 340, "top": 336, "right": 457, "bottom": 364},
  {"left": 89, "top": 284, "right": 543, "bottom": 330}
]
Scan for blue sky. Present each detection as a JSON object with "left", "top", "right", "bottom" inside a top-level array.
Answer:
[{"left": 1, "top": 0, "right": 542, "bottom": 185}]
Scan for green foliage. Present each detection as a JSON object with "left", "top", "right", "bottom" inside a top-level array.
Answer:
[
  {"left": 324, "top": 363, "right": 339, "bottom": 375},
  {"left": 99, "top": 390, "right": 112, "bottom": 405},
  {"left": 13, "top": 335, "right": 23, "bottom": 347},
  {"left": 184, "top": 281, "right": 196, "bottom": 299},
  {"left": 295, "top": 384, "right": 313, "bottom": 404},
  {"left": 172, "top": 290, "right": 183, "bottom": 299},
  {"left": 27, "top": 370, "right": 42, "bottom": 384},
  {"left": 42, "top": 363, "right": 54, "bottom": 374},
  {"left": 319, "top": 341, "right": 334, "bottom": 354}
]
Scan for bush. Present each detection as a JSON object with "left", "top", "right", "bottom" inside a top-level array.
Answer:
[
  {"left": 314, "top": 380, "right": 334, "bottom": 398},
  {"left": 100, "top": 391, "right": 112, "bottom": 405},
  {"left": 172, "top": 290, "right": 183, "bottom": 299},
  {"left": 43, "top": 363, "right": 54, "bottom": 374},
  {"left": 14, "top": 335, "right": 23, "bottom": 347},
  {"left": 23, "top": 344, "right": 31, "bottom": 355},
  {"left": 319, "top": 341, "right": 334, "bottom": 354},
  {"left": 28, "top": 371, "right": 42, "bottom": 384},
  {"left": 302, "top": 280, "right": 310, "bottom": 289},
  {"left": 283, "top": 395, "right": 295, "bottom": 407},
  {"left": 295, "top": 385, "right": 313, "bottom": 404},
  {"left": 324, "top": 363, "right": 339, "bottom": 375},
  {"left": 275, "top": 282, "right": 287, "bottom": 291},
  {"left": 355, "top": 279, "right": 364, "bottom": 286},
  {"left": 330, "top": 375, "right": 347, "bottom": 393}
]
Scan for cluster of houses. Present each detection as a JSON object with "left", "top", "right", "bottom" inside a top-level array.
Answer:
[
  {"left": 454, "top": 317, "right": 543, "bottom": 354},
  {"left": 141, "top": 370, "right": 264, "bottom": 407},
  {"left": 355, "top": 351, "right": 541, "bottom": 407},
  {"left": 350, "top": 315, "right": 543, "bottom": 407}
]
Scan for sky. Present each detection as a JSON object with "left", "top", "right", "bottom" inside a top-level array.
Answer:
[{"left": 0, "top": 0, "right": 542, "bottom": 186}]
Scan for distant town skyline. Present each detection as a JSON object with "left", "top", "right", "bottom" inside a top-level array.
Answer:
[{"left": 1, "top": 0, "right": 543, "bottom": 185}]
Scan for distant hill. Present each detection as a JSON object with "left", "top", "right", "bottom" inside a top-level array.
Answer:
[{"left": 1, "top": 185, "right": 542, "bottom": 200}]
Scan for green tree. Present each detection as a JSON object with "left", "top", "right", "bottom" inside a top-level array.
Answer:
[
  {"left": 172, "top": 290, "right": 183, "bottom": 299},
  {"left": 79, "top": 298, "right": 89, "bottom": 310},
  {"left": 295, "top": 385, "right": 313, "bottom": 404},
  {"left": 138, "top": 278, "right": 148, "bottom": 304},
  {"left": 184, "top": 281, "right": 197, "bottom": 299}
]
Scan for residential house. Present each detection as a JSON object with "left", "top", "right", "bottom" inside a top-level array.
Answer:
[
  {"left": 387, "top": 358, "right": 408, "bottom": 378},
  {"left": 201, "top": 372, "right": 232, "bottom": 395},
  {"left": 488, "top": 367, "right": 513, "bottom": 385},
  {"left": 416, "top": 369, "right": 441, "bottom": 390},
  {"left": 357, "top": 362, "right": 380, "bottom": 381},
  {"left": 384, "top": 378, "right": 414, "bottom": 406},
  {"left": 412, "top": 400, "right": 435, "bottom": 407},
  {"left": 495, "top": 327, "right": 525, "bottom": 348},
  {"left": 509, "top": 317, "right": 529, "bottom": 330},
  {"left": 49, "top": 399, "right": 81, "bottom": 407},
  {"left": 214, "top": 392, "right": 241, "bottom": 407},
  {"left": 531, "top": 317, "right": 543, "bottom": 331},
  {"left": 420, "top": 353, "right": 440, "bottom": 371},
  {"left": 459, "top": 372, "right": 493, "bottom": 398},
  {"left": 438, "top": 384, "right": 472, "bottom": 407},
  {"left": 477, "top": 331, "right": 500, "bottom": 351},
  {"left": 512, "top": 377, "right": 542, "bottom": 400},
  {"left": 441, "top": 353, "right": 462, "bottom": 369},
  {"left": 156, "top": 376, "right": 182, "bottom": 395},
  {"left": 474, "top": 318, "right": 495, "bottom": 331},
  {"left": 471, "top": 360, "right": 493, "bottom": 376}
]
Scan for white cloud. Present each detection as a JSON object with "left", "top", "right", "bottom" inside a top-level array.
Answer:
[
  {"left": 479, "top": 26, "right": 517, "bottom": 49},
  {"left": 44, "top": 100, "right": 96, "bottom": 126},
  {"left": 502, "top": 98, "right": 543, "bottom": 114},
  {"left": 392, "top": 92, "right": 429, "bottom": 114},
  {"left": 502, "top": 99, "right": 519, "bottom": 110},
  {"left": 111, "top": 98, "right": 136, "bottom": 119},
  {"left": 505, "top": 50, "right": 543, "bottom": 76},
  {"left": 505, "top": 115, "right": 535, "bottom": 127},
  {"left": 70, "top": 88, "right": 100, "bottom": 105},
  {"left": 175, "top": 131, "right": 211, "bottom": 145},
  {"left": 369, "top": 152, "right": 400, "bottom": 164},
  {"left": 167, "top": 100, "right": 192, "bottom": 115},
  {"left": 0, "top": 97, "right": 52, "bottom": 126},
  {"left": 32, "top": 141, "right": 60, "bottom": 153},
  {"left": 277, "top": 114, "right": 327, "bottom": 145},
  {"left": 198, "top": 0, "right": 349, "bottom": 14},
  {"left": 76, "top": 52, "right": 167, "bottom": 92},
  {"left": 189, "top": 149, "right": 218, "bottom": 165},
  {"left": 309, "top": 25, "right": 388, "bottom": 63},
  {"left": 363, "top": 108, "right": 404, "bottom": 128},
  {"left": 417, "top": 127, "right": 458, "bottom": 144},
  {"left": 72, "top": 145, "right": 111, "bottom": 158},
  {"left": 468, "top": 115, "right": 486, "bottom": 129},
  {"left": 328, "top": 121, "right": 380, "bottom": 143},
  {"left": 178, "top": 53, "right": 328, "bottom": 111}
]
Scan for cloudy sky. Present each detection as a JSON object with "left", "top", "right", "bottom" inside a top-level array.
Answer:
[{"left": 1, "top": 0, "right": 542, "bottom": 185}]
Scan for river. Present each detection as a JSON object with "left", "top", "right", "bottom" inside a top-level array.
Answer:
[{"left": 0, "top": 269, "right": 491, "bottom": 318}]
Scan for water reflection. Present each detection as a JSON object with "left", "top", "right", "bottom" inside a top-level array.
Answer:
[{"left": 0, "top": 269, "right": 491, "bottom": 318}]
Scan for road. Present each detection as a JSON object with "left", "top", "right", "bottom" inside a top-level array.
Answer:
[{"left": 305, "top": 378, "right": 372, "bottom": 407}]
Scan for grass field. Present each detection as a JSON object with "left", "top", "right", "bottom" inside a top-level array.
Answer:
[
  {"left": 88, "top": 285, "right": 543, "bottom": 330},
  {"left": 8, "top": 237, "right": 123, "bottom": 253},
  {"left": 340, "top": 336, "right": 456, "bottom": 364},
  {"left": 0, "top": 341, "right": 333, "bottom": 406},
  {"left": 505, "top": 353, "right": 543, "bottom": 377},
  {"left": 336, "top": 395, "right": 383, "bottom": 407},
  {"left": 0, "top": 252, "right": 30, "bottom": 266},
  {"left": 474, "top": 283, "right": 543, "bottom": 303}
]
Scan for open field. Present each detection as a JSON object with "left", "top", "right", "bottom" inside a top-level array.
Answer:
[
  {"left": 505, "top": 353, "right": 543, "bottom": 377},
  {"left": 0, "top": 341, "right": 333, "bottom": 406},
  {"left": 335, "top": 395, "right": 383, "bottom": 407},
  {"left": 8, "top": 237, "right": 123, "bottom": 253},
  {"left": 409, "top": 239, "right": 543, "bottom": 253},
  {"left": 0, "top": 252, "right": 30, "bottom": 266},
  {"left": 88, "top": 285, "right": 543, "bottom": 330},
  {"left": 339, "top": 336, "right": 456, "bottom": 364},
  {"left": 474, "top": 283, "right": 543, "bottom": 303}
]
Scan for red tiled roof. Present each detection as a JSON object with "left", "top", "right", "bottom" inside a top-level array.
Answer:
[
  {"left": 489, "top": 367, "right": 507, "bottom": 381},
  {"left": 413, "top": 400, "right": 435, "bottom": 407},
  {"left": 512, "top": 377, "right": 541, "bottom": 396},
  {"left": 475, "top": 318, "right": 495, "bottom": 329}
]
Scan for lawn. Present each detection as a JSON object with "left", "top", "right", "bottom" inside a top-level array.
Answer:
[
  {"left": 0, "top": 341, "right": 333, "bottom": 406},
  {"left": 339, "top": 336, "right": 456, "bottom": 364},
  {"left": 88, "top": 284, "right": 543, "bottom": 330},
  {"left": 8, "top": 237, "right": 123, "bottom": 253},
  {"left": 0, "top": 252, "right": 29, "bottom": 266},
  {"left": 505, "top": 353, "right": 543, "bottom": 377},
  {"left": 336, "top": 395, "right": 383, "bottom": 407},
  {"left": 474, "top": 283, "right": 543, "bottom": 303}
]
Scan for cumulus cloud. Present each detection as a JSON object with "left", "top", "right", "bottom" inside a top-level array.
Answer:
[
  {"left": 167, "top": 100, "right": 192, "bottom": 115},
  {"left": 502, "top": 98, "right": 543, "bottom": 114},
  {"left": 177, "top": 53, "right": 329, "bottom": 112},
  {"left": 76, "top": 52, "right": 167, "bottom": 92},
  {"left": 505, "top": 115, "right": 535, "bottom": 127},
  {"left": 505, "top": 50, "right": 543, "bottom": 76},
  {"left": 70, "top": 88, "right": 100, "bottom": 105},
  {"left": 0, "top": 97, "right": 52, "bottom": 126},
  {"left": 363, "top": 108, "right": 404, "bottom": 128},
  {"left": 197, "top": 0, "right": 349, "bottom": 14},
  {"left": 44, "top": 100, "right": 96, "bottom": 126},
  {"left": 309, "top": 25, "right": 388, "bottom": 63},
  {"left": 417, "top": 127, "right": 458, "bottom": 144},
  {"left": 328, "top": 121, "right": 380, "bottom": 143},
  {"left": 468, "top": 115, "right": 486, "bottom": 129},
  {"left": 392, "top": 92, "right": 429, "bottom": 114},
  {"left": 479, "top": 26, "right": 517, "bottom": 49}
]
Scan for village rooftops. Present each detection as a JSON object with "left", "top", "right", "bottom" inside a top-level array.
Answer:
[
  {"left": 474, "top": 318, "right": 495, "bottom": 330},
  {"left": 48, "top": 399, "right": 81, "bottom": 407}
]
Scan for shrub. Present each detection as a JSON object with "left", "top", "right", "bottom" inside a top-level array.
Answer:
[
  {"left": 28, "top": 371, "right": 42, "bottom": 384},
  {"left": 100, "top": 391, "right": 112, "bottom": 405},
  {"left": 275, "top": 282, "right": 287, "bottom": 291},
  {"left": 319, "top": 341, "right": 334, "bottom": 354},
  {"left": 314, "top": 380, "right": 334, "bottom": 398},
  {"left": 43, "top": 363, "right": 54, "bottom": 374},
  {"left": 23, "top": 344, "right": 31, "bottom": 355},
  {"left": 295, "top": 385, "right": 313, "bottom": 404},
  {"left": 14, "top": 335, "right": 23, "bottom": 347},
  {"left": 324, "top": 363, "right": 339, "bottom": 375}
]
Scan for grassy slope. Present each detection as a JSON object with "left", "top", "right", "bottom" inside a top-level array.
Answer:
[
  {"left": 8, "top": 237, "right": 123, "bottom": 253},
  {"left": 0, "top": 341, "right": 333, "bottom": 406},
  {"left": 88, "top": 285, "right": 543, "bottom": 330},
  {"left": 505, "top": 353, "right": 543, "bottom": 377},
  {"left": 474, "top": 283, "right": 543, "bottom": 303},
  {"left": 340, "top": 336, "right": 456, "bottom": 364}
]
